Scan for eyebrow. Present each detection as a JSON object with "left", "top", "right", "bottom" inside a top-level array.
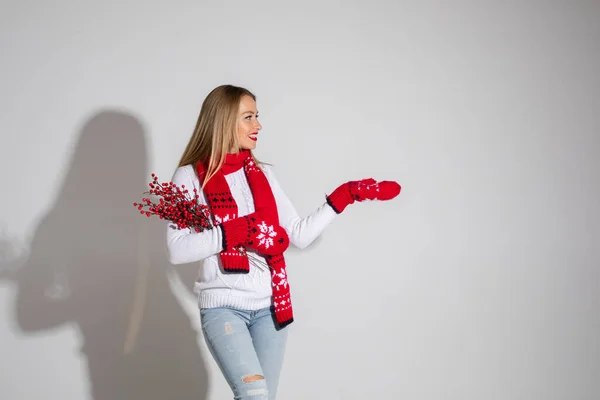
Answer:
[{"left": 242, "top": 111, "right": 259, "bottom": 115}]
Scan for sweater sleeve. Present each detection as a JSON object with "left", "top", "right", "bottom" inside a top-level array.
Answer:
[
  {"left": 263, "top": 165, "right": 337, "bottom": 249},
  {"left": 165, "top": 166, "right": 224, "bottom": 265}
]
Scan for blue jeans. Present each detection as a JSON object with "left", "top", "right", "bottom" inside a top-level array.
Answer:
[{"left": 200, "top": 306, "right": 289, "bottom": 400}]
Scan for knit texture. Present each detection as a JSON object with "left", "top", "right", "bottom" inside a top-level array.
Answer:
[
  {"left": 166, "top": 162, "right": 337, "bottom": 317},
  {"left": 327, "top": 178, "right": 401, "bottom": 213},
  {"left": 197, "top": 150, "right": 295, "bottom": 328}
]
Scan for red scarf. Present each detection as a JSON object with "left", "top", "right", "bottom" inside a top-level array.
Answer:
[{"left": 196, "top": 150, "right": 293, "bottom": 328}]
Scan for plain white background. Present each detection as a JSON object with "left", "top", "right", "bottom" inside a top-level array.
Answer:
[{"left": 1, "top": 1, "right": 599, "bottom": 399}]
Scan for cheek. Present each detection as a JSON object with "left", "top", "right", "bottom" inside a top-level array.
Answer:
[{"left": 238, "top": 121, "right": 249, "bottom": 135}]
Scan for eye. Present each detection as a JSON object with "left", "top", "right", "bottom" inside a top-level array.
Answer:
[{"left": 245, "top": 115, "right": 253, "bottom": 120}]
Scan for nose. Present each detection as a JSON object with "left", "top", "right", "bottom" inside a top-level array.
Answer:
[{"left": 254, "top": 120, "right": 262, "bottom": 130}]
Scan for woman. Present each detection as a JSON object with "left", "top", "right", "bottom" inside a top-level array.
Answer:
[{"left": 166, "top": 84, "right": 401, "bottom": 400}]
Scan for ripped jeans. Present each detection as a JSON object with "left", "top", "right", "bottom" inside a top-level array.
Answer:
[{"left": 200, "top": 306, "right": 289, "bottom": 400}]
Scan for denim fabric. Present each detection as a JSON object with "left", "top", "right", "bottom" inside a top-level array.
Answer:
[{"left": 200, "top": 306, "right": 289, "bottom": 400}]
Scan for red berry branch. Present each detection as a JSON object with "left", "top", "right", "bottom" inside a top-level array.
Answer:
[{"left": 133, "top": 173, "right": 213, "bottom": 232}]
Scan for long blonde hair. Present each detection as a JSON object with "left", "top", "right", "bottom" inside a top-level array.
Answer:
[{"left": 178, "top": 84, "right": 262, "bottom": 187}]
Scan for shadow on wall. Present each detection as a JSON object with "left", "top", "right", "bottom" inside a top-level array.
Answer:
[{"left": 0, "top": 110, "right": 209, "bottom": 400}]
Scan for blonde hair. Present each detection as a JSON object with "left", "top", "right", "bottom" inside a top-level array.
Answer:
[{"left": 178, "top": 84, "right": 262, "bottom": 187}]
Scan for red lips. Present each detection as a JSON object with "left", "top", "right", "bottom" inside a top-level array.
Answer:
[{"left": 248, "top": 132, "right": 258, "bottom": 141}]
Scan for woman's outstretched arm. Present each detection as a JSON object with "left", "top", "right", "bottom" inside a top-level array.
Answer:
[{"left": 263, "top": 165, "right": 337, "bottom": 249}]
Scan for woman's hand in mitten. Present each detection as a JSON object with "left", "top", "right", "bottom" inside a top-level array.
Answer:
[
  {"left": 326, "top": 178, "right": 401, "bottom": 213},
  {"left": 219, "top": 213, "right": 290, "bottom": 255}
]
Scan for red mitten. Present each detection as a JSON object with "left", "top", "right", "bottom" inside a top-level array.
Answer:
[
  {"left": 326, "top": 178, "right": 401, "bottom": 213},
  {"left": 219, "top": 213, "right": 290, "bottom": 255}
]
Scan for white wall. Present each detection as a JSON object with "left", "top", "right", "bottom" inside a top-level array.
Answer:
[{"left": 1, "top": 1, "right": 599, "bottom": 399}]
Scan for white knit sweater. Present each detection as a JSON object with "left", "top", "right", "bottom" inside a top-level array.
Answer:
[{"left": 166, "top": 163, "right": 337, "bottom": 311}]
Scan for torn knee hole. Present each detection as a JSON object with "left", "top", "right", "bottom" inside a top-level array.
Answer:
[{"left": 242, "top": 374, "right": 265, "bottom": 383}]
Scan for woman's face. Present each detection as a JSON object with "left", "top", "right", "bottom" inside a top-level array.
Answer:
[{"left": 236, "top": 95, "right": 262, "bottom": 150}]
